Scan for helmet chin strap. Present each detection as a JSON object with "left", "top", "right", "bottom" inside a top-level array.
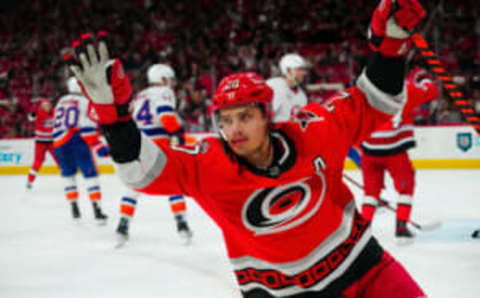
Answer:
[
  {"left": 219, "top": 129, "right": 227, "bottom": 140},
  {"left": 212, "top": 112, "right": 227, "bottom": 140}
]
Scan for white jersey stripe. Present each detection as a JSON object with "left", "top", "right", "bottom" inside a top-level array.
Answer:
[
  {"left": 35, "top": 131, "right": 53, "bottom": 137},
  {"left": 362, "top": 137, "right": 415, "bottom": 150},
  {"left": 369, "top": 125, "right": 414, "bottom": 138}
]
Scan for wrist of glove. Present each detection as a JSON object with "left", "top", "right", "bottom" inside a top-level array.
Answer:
[
  {"left": 64, "top": 32, "right": 132, "bottom": 125},
  {"left": 92, "top": 141, "right": 110, "bottom": 157},
  {"left": 369, "top": 0, "right": 426, "bottom": 57}
]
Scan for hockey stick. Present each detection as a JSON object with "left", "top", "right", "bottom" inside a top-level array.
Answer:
[
  {"left": 343, "top": 173, "right": 441, "bottom": 231},
  {"left": 411, "top": 33, "right": 480, "bottom": 135}
]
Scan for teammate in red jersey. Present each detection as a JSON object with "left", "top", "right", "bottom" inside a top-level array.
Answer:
[
  {"left": 67, "top": 0, "right": 427, "bottom": 296},
  {"left": 26, "top": 99, "right": 59, "bottom": 190},
  {"left": 360, "top": 67, "right": 439, "bottom": 244}
]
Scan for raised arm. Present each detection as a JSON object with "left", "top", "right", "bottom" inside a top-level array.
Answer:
[
  {"left": 358, "top": 0, "right": 426, "bottom": 113},
  {"left": 64, "top": 33, "right": 194, "bottom": 195},
  {"left": 306, "top": 0, "right": 426, "bottom": 147}
]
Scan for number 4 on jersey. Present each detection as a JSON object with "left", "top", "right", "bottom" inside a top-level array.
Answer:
[{"left": 136, "top": 100, "right": 153, "bottom": 125}]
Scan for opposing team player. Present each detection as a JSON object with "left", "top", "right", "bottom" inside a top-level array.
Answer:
[
  {"left": 26, "top": 99, "right": 59, "bottom": 190},
  {"left": 266, "top": 53, "right": 309, "bottom": 122},
  {"left": 53, "top": 77, "right": 109, "bottom": 222},
  {"left": 360, "top": 67, "right": 439, "bottom": 244},
  {"left": 68, "top": 0, "right": 427, "bottom": 296},
  {"left": 116, "top": 64, "right": 193, "bottom": 244},
  {"left": 266, "top": 54, "right": 363, "bottom": 169}
]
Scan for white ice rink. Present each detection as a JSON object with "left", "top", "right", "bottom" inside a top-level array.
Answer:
[{"left": 1, "top": 170, "right": 479, "bottom": 298}]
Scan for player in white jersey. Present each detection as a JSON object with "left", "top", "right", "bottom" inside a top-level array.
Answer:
[
  {"left": 53, "top": 77, "right": 109, "bottom": 222},
  {"left": 266, "top": 53, "right": 309, "bottom": 122},
  {"left": 268, "top": 54, "right": 363, "bottom": 169},
  {"left": 116, "top": 64, "right": 193, "bottom": 244}
]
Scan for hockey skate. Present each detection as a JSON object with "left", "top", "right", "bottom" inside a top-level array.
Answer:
[
  {"left": 395, "top": 220, "right": 415, "bottom": 245},
  {"left": 26, "top": 182, "right": 32, "bottom": 191},
  {"left": 71, "top": 201, "right": 81, "bottom": 220},
  {"left": 472, "top": 229, "right": 480, "bottom": 239},
  {"left": 115, "top": 217, "right": 130, "bottom": 247},
  {"left": 176, "top": 215, "right": 193, "bottom": 245},
  {"left": 92, "top": 202, "right": 108, "bottom": 225}
]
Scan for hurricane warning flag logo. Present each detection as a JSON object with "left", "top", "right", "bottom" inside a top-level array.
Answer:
[{"left": 242, "top": 173, "right": 326, "bottom": 235}]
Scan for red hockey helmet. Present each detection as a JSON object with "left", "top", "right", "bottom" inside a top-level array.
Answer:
[
  {"left": 407, "top": 66, "right": 432, "bottom": 85},
  {"left": 211, "top": 72, "right": 274, "bottom": 135},
  {"left": 35, "top": 97, "right": 52, "bottom": 112},
  {"left": 211, "top": 72, "right": 273, "bottom": 113}
]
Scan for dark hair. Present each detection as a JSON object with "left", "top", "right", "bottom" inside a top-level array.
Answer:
[{"left": 257, "top": 102, "right": 267, "bottom": 117}]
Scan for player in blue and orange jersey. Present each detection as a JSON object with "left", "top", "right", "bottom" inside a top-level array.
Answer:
[
  {"left": 116, "top": 64, "right": 193, "bottom": 244},
  {"left": 53, "top": 77, "right": 109, "bottom": 222}
]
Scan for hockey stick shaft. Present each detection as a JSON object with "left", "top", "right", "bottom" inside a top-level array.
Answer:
[
  {"left": 343, "top": 173, "right": 425, "bottom": 230},
  {"left": 343, "top": 174, "right": 397, "bottom": 212},
  {"left": 411, "top": 33, "right": 480, "bottom": 135}
]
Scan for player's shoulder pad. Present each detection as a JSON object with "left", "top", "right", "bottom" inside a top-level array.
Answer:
[
  {"left": 145, "top": 86, "right": 176, "bottom": 105},
  {"left": 321, "top": 88, "right": 358, "bottom": 111},
  {"left": 56, "top": 94, "right": 81, "bottom": 106},
  {"left": 266, "top": 77, "right": 286, "bottom": 89},
  {"left": 56, "top": 94, "right": 69, "bottom": 104}
]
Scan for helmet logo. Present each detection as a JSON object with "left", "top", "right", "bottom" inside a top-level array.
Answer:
[{"left": 223, "top": 79, "right": 240, "bottom": 91}]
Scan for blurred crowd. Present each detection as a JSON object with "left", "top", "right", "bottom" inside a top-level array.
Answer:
[{"left": 0, "top": 0, "right": 478, "bottom": 137}]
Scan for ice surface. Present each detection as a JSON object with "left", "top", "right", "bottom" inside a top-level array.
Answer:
[{"left": 1, "top": 170, "right": 479, "bottom": 298}]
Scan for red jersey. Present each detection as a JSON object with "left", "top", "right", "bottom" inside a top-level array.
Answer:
[
  {"left": 31, "top": 108, "right": 54, "bottom": 143},
  {"left": 361, "top": 71, "right": 438, "bottom": 156},
  {"left": 135, "top": 86, "right": 392, "bottom": 296}
]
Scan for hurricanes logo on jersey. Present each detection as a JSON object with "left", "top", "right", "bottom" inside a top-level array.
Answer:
[
  {"left": 290, "top": 108, "right": 324, "bottom": 131},
  {"left": 43, "top": 119, "right": 54, "bottom": 128},
  {"left": 242, "top": 172, "right": 326, "bottom": 235}
]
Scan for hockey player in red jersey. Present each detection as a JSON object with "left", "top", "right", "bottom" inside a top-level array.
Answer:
[
  {"left": 67, "top": 0, "right": 427, "bottom": 296},
  {"left": 360, "top": 67, "right": 439, "bottom": 244},
  {"left": 26, "top": 98, "right": 59, "bottom": 190}
]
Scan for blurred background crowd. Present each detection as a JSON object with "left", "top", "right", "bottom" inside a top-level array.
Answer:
[{"left": 0, "top": 0, "right": 478, "bottom": 137}]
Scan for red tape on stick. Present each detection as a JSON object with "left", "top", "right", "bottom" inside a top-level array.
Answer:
[{"left": 411, "top": 33, "right": 480, "bottom": 135}]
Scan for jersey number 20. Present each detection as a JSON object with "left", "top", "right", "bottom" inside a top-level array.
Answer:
[{"left": 55, "top": 106, "right": 79, "bottom": 128}]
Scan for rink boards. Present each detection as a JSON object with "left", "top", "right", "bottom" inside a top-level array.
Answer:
[{"left": 1, "top": 125, "right": 480, "bottom": 175}]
